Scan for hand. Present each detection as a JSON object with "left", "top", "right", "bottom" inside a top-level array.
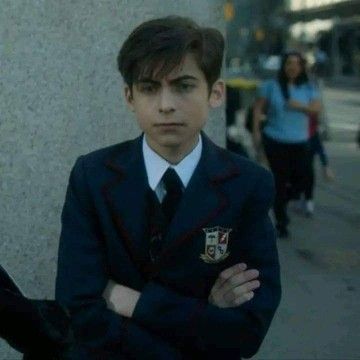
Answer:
[
  {"left": 208, "top": 263, "right": 260, "bottom": 308},
  {"left": 287, "top": 99, "right": 306, "bottom": 112},
  {"left": 103, "top": 280, "right": 140, "bottom": 318}
]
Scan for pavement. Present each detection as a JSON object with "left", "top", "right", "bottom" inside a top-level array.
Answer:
[{"left": 250, "top": 86, "right": 360, "bottom": 360}]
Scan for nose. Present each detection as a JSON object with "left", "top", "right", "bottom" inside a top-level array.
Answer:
[{"left": 158, "top": 88, "right": 175, "bottom": 114}]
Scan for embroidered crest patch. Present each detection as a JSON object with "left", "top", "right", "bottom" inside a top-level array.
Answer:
[{"left": 200, "top": 226, "right": 232, "bottom": 263}]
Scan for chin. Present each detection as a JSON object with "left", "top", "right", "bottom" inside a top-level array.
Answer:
[
  {"left": 160, "top": 139, "right": 183, "bottom": 148},
  {"left": 156, "top": 132, "right": 182, "bottom": 143}
]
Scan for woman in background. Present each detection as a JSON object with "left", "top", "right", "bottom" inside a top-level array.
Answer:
[
  {"left": 302, "top": 113, "right": 335, "bottom": 216},
  {"left": 252, "top": 51, "right": 321, "bottom": 238}
]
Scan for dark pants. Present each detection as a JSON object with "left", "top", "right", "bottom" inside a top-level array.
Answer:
[
  {"left": 304, "top": 149, "right": 315, "bottom": 200},
  {"left": 304, "top": 132, "right": 329, "bottom": 200},
  {"left": 263, "top": 134, "right": 311, "bottom": 230}
]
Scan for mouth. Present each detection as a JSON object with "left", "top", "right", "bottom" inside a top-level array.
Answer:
[{"left": 154, "top": 123, "right": 185, "bottom": 127}]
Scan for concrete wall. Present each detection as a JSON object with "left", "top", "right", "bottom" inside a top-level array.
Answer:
[{"left": 0, "top": 0, "right": 225, "bottom": 358}]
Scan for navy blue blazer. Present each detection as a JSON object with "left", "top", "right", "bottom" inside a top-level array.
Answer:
[{"left": 55, "top": 133, "right": 281, "bottom": 359}]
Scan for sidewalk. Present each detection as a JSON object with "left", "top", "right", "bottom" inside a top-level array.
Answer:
[
  {"left": 251, "top": 86, "right": 360, "bottom": 359},
  {"left": 254, "top": 141, "right": 360, "bottom": 360}
]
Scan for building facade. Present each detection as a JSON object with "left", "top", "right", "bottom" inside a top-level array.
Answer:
[{"left": 285, "top": 0, "right": 360, "bottom": 79}]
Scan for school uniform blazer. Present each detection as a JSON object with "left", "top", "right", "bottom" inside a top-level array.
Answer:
[{"left": 55, "top": 132, "right": 281, "bottom": 359}]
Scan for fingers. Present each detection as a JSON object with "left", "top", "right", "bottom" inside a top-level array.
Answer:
[
  {"left": 222, "top": 279, "right": 261, "bottom": 303},
  {"left": 209, "top": 263, "right": 261, "bottom": 308},
  {"left": 211, "top": 263, "right": 247, "bottom": 294},
  {"left": 218, "top": 263, "right": 247, "bottom": 286},
  {"left": 220, "top": 263, "right": 248, "bottom": 280},
  {"left": 211, "top": 279, "right": 260, "bottom": 308},
  {"left": 231, "top": 291, "right": 255, "bottom": 307},
  {"left": 211, "top": 263, "right": 260, "bottom": 296},
  {"left": 220, "top": 269, "right": 260, "bottom": 294}
]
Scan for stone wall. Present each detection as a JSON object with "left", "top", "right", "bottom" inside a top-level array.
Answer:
[{"left": 0, "top": 1, "right": 225, "bottom": 358}]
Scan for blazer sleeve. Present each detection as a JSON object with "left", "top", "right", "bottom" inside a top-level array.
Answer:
[
  {"left": 132, "top": 169, "right": 282, "bottom": 358},
  {"left": 55, "top": 157, "right": 181, "bottom": 359}
]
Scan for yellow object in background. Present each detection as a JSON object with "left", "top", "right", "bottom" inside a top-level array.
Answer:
[
  {"left": 224, "top": 2, "right": 235, "bottom": 21},
  {"left": 255, "top": 28, "right": 265, "bottom": 42},
  {"left": 226, "top": 78, "right": 259, "bottom": 90}
]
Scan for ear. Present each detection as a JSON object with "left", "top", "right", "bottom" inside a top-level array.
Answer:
[
  {"left": 124, "top": 86, "right": 135, "bottom": 112},
  {"left": 208, "top": 79, "right": 225, "bottom": 108}
]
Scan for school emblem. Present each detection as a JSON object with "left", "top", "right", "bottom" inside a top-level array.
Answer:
[{"left": 200, "top": 226, "right": 232, "bottom": 263}]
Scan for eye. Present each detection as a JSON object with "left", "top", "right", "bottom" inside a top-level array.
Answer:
[
  {"left": 176, "top": 83, "right": 195, "bottom": 93},
  {"left": 138, "top": 83, "right": 158, "bottom": 94}
]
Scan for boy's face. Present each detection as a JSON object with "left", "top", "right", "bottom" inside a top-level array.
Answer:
[{"left": 124, "top": 53, "right": 224, "bottom": 160}]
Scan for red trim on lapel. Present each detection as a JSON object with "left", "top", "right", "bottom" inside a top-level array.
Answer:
[
  {"left": 101, "top": 177, "right": 151, "bottom": 280},
  {"left": 102, "top": 144, "right": 156, "bottom": 280},
  {"left": 150, "top": 147, "right": 241, "bottom": 275},
  {"left": 101, "top": 134, "right": 242, "bottom": 279}
]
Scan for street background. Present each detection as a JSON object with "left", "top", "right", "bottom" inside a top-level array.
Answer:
[
  {"left": 224, "top": 2, "right": 360, "bottom": 357},
  {"left": 250, "top": 85, "right": 360, "bottom": 359}
]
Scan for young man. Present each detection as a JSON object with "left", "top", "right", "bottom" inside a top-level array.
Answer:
[{"left": 56, "top": 16, "right": 281, "bottom": 359}]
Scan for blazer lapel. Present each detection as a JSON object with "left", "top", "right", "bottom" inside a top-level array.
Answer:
[
  {"left": 102, "top": 135, "right": 151, "bottom": 276},
  {"left": 102, "top": 133, "right": 241, "bottom": 277}
]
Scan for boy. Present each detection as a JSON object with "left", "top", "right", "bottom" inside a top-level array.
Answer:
[{"left": 56, "top": 16, "right": 281, "bottom": 359}]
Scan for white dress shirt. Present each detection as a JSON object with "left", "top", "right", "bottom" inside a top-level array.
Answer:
[{"left": 142, "top": 135, "right": 202, "bottom": 202}]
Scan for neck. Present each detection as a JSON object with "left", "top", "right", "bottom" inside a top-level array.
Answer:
[{"left": 146, "top": 135, "right": 199, "bottom": 165}]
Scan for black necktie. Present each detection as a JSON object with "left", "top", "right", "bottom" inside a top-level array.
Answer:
[{"left": 161, "top": 168, "right": 183, "bottom": 224}]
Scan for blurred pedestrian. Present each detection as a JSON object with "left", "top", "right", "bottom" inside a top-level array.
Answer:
[
  {"left": 252, "top": 51, "right": 321, "bottom": 238},
  {"left": 313, "top": 46, "right": 329, "bottom": 79},
  {"left": 300, "top": 113, "right": 334, "bottom": 216}
]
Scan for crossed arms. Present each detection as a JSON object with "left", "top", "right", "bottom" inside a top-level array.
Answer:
[
  {"left": 103, "top": 263, "right": 260, "bottom": 317},
  {"left": 55, "top": 157, "right": 281, "bottom": 358}
]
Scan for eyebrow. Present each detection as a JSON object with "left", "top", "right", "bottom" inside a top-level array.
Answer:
[{"left": 136, "top": 75, "right": 199, "bottom": 84}]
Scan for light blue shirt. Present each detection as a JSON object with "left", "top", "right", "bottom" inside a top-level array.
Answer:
[
  {"left": 258, "top": 79, "right": 320, "bottom": 143},
  {"left": 142, "top": 135, "right": 202, "bottom": 202}
]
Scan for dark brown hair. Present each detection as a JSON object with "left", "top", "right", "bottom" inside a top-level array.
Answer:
[
  {"left": 277, "top": 51, "right": 309, "bottom": 100},
  {"left": 117, "top": 16, "right": 224, "bottom": 91}
]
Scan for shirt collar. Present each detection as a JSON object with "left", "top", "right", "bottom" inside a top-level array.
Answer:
[{"left": 142, "top": 134, "right": 202, "bottom": 191}]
